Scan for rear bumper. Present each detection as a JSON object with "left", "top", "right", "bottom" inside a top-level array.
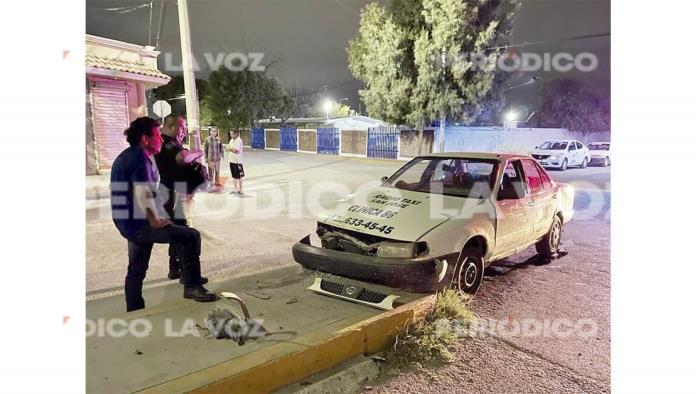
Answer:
[
  {"left": 292, "top": 235, "right": 440, "bottom": 290},
  {"left": 589, "top": 156, "right": 608, "bottom": 165}
]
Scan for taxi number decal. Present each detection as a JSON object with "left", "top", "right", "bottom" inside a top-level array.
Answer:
[{"left": 342, "top": 217, "right": 394, "bottom": 234}]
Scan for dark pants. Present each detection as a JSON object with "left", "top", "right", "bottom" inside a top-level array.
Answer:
[
  {"left": 125, "top": 224, "right": 203, "bottom": 312},
  {"left": 163, "top": 190, "right": 188, "bottom": 274}
]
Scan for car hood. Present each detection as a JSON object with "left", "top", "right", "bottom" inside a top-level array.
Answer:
[
  {"left": 317, "top": 186, "right": 483, "bottom": 242},
  {"left": 532, "top": 149, "right": 566, "bottom": 156}
]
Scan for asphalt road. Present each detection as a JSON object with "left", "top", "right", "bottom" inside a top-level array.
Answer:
[{"left": 85, "top": 150, "right": 610, "bottom": 392}]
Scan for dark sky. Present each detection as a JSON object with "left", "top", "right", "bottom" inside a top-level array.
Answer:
[{"left": 86, "top": 0, "right": 610, "bottom": 116}]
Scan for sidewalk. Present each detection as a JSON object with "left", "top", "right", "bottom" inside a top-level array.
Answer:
[{"left": 87, "top": 265, "right": 432, "bottom": 393}]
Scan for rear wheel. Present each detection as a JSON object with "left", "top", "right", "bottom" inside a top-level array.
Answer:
[
  {"left": 536, "top": 215, "right": 562, "bottom": 260},
  {"left": 580, "top": 157, "right": 588, "bottom": 168},
  {"left": 602, "top": 157, "right": 609, "bottom": 167},
  {"left": 451, "top": 247, "right": 484, "bottom": 295}
]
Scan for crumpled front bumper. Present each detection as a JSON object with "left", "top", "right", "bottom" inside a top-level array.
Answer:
[{"left": 292, "top": 235, "right": 442, "bottom": 291}]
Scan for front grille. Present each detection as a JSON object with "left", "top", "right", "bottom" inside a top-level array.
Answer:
[
  {"left": 358, "top": 290, "right": 387, "bottom": 304},
  {"left": 319, "top": 280, "right": 344, "bottom": 295},
  {"left": 532, "top": 154, "right": 550, "bottom": 160}
]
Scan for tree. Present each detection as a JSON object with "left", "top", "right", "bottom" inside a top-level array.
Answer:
[
  {"left": 539, "top": 77, "right": 610, "bottom": 133},
  {"left": 348, "top": 0, "right": 519, "bottom": 130},
  {"left": 205, "top": 68, "right": 286, "bottom": 129},
  {"left": 153, "top": 75, "right": 208, "bottom": 116}
]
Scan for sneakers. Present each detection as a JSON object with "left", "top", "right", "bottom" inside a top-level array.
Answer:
[{"left": 183, "top": 286, "right": 217, "bottom": 302}]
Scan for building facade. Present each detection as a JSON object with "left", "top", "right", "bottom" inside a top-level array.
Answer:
[{"left": 85, "top": 34, "right": 171, "bottom": 175}]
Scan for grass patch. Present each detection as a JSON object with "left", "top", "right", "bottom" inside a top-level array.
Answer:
[{"left": 384, "top": 289, "right": 475, "bottom": 370}]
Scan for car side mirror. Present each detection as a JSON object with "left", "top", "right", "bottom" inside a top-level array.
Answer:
[{"left": 381, "top": 176, "right": 389, "bottom": 183}]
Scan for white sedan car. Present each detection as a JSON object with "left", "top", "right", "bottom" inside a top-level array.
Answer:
[
  {"left": 588, "top": 141, "right": 611, "bottom": 167},
  {"left": 531, "top": 140, "right": 590, "bottom": 171},
  {"left": 293, "top": 153, "right": 575, "bottom": 296}
]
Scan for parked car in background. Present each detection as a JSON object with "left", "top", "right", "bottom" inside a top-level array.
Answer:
[
  {"left": 293, "top": 153, "right": 575, "bottom": 297},
  {"left": 588, "top": 142, "right": 611, "bottom": 167},
  {"left": 531, "top": 140, "right": 590, "bottom": 171}
]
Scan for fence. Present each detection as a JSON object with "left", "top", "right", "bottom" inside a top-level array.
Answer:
[
  {"left": 316, "top": 128, "right": 340, "bottom": 155},
  {"left": 251, "top": 128, "right": 265, "bottom": 149},
  {"left": 367, "top": 126, "right": 400, "bottom": 159},
  {"left": 280, "top": 127, "right": 298, "bottom": 151}
]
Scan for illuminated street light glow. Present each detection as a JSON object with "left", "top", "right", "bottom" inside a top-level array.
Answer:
[
  {"left": 506, "top": 110, "right": 517, "bottom": 121},
  {"left": 323, "top": 99, "right": 333, "bottom": 120}
]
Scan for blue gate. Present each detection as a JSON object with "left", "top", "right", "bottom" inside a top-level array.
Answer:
[
  {"left": 280, "top": 127, "right": 297, "bottom": 151},
  {"left": 367, "top": 126, "right": 400, "bottom": 159},
  {"left": 251, "top": 127, "right": 265, "bottom": 149},
  {"left": 316, "top": 127, "right": 340, "bottom": 155}
]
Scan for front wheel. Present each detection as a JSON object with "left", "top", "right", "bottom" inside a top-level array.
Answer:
[
  {"left": 602, "top": 157, "right": 609, "bottom": 167},
  {"left": 451, "top": 248, "right": 485, "bottom": 295},
  {"left": 536, "top": 215, "right": 562, "bottom": 260},
  {"left": 559, "top": 159, "right": 568, "bottom": 171}
]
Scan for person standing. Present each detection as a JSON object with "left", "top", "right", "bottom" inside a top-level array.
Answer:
[
  {"left": 110, "top": 116, "right": 216, "bottom": 311},
  {"left": 226, "top": 129, "right": 245, "bottom": 195},
  {"left": 156, "top": 114, "right": 208, "bottom": 284},
  {"left": 204, "top": 127, "right": 224, "bottom": 190}
]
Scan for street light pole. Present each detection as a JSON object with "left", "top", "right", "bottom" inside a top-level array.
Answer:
[{"left": 177, "top": 0, "right": 201, "bottom": 151}]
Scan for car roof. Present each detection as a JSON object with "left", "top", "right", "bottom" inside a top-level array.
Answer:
[
  {"left": 588, "top": 141, "right": 611, "bottom": 144},
  {"left": 418, "top": 152, "right": 531, "bottom": 161}
]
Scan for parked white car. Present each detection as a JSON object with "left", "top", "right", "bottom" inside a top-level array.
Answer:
[
  {"left": 531, "top": 140, "right": 590, "bottom": 171},
  {"left": 293, "top": 153, "right": 575, "bottom": 297},
  {"left": 587, "top": 141, "right": 611, "bottom": 167}
]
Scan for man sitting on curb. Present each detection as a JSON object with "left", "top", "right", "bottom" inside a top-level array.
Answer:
[{"left": 110, "top": 116, "right": 216, "bottom": 312}]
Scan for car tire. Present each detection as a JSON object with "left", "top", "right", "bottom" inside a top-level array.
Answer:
[
  {"left": 580, "top": 157, "right": 588, "bottom": 168},
  {"left": 535, "top": 215, "right": 562, "bottom": 262},
  {"left": 451, "top": 247, "right": 484, "bottom": 295},
  {"left": 560, "top": 159, "right": 568, "bottom": 171},
  {"left": 602, "top": 157, "right": 609, "bottom": 167}
]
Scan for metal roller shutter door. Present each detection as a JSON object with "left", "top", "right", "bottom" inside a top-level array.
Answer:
[{"left": 92, "top": 86, "right": 129, "bottom": 170}]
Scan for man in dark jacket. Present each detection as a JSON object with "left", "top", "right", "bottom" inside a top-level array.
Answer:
[
  {"left": 110, "top": 117, "right": 215, "bottom": 311},
  {"left": 156, "top": 114, "right": 208, "bottom": 284}
]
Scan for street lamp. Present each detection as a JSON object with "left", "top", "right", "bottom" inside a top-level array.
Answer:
[
  {"left": 323, "top": 99, "right": 333, "bottom": 121},
  {"left": 505, "top": 110, "right": 518, "bottom": 121}
]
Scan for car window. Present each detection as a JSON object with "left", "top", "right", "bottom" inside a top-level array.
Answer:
[
  {"left": 576, "top": 142, "right": 584, "bottom": 149},
  {"left": 588, "top": 143, "right": 610, "bottom": 150},
  {"left": 534, "top": 161, "right": 552, "bottom": 189},
  {"left": 385, "top": 157, "right": 497, "bottom": 199},
  {"left": 521, "top": 159, "right": 543, "bottom": 194},
  {"left": 498, "top": 160, "right": 527, "bottom": 200},
  {"left": 569, "top": 142, "right": 576, "bottom": 151},
  {"left": 539, "top": 141, "right": 568, "bottom": 150}
]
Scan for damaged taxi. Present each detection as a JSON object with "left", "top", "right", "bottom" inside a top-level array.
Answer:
[{"left": 293, "top": 153, "right": 575, "bottom": 295}]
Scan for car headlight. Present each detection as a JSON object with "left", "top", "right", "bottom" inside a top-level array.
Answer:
[
  {"left": 376, "top": 241, "right": 428, "bottom": 259},
  {"left": 550, "top": 153, "right": 563, "bottom": 160}
]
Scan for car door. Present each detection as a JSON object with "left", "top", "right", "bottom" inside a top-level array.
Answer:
[
  {"left": 521, "top": 159, "right": 556, "bottom": 240},
  {"left": 576, "top": 141, "right": 588, "bottom": 162},
  {"left": 493, "top": 160, "right": 536, "bottom": 256},
  {"left": 567, "top": 142, "right": 578, "bottom": 165}
]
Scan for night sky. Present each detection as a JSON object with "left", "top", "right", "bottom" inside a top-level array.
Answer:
[{"left": 86, "top": 0, "right": 610, "bottom": 116}]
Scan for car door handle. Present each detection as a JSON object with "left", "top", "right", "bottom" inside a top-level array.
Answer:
[
  {"left": 552, "top": 194, "right": 558, "bottom": 199},
  {"left": 526, "top": 201, "right": 535, "bottom": 208}
]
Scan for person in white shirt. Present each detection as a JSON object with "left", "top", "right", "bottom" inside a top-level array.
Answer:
[{"left": 226, "top": 129, "right": 245, "bottom": 194}]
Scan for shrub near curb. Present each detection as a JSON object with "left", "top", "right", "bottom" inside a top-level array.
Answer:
[{"left": 385, "top": 290, "right": 475, "bottom": 369}]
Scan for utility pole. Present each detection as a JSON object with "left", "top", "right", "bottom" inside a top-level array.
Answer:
[{"left": 176, "top": 0, "right": 201, "bottom": 151}]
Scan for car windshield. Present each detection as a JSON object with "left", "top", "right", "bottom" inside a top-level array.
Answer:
[
  {"left": 383, "top": 157, "right": 497, "bottom": 199},
  {"left": 588, "top": 143, "right": 610, "bottom": 151},
  {"left": 539, "top": 141, "right": 568, "bottom": 150}
]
